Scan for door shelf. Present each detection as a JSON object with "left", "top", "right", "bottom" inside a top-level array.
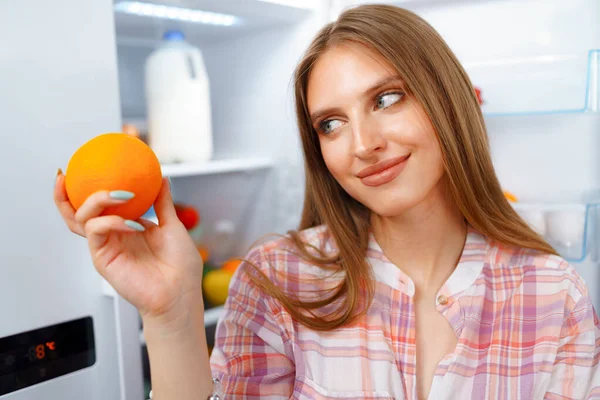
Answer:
[
  {"left": 478, "top": 49, "right": 599, "bottom": 117},
  {"left": 511, "top": 198, "right": 600, "bottom": 263}
]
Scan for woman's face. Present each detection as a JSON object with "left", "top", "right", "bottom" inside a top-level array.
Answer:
[{"left": 306, "top": 43, "right": 446, "bottom": 218}]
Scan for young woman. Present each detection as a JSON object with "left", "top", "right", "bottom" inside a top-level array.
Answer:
[{"left": 54, "top": 4, "right": 600, "bottom": 400}]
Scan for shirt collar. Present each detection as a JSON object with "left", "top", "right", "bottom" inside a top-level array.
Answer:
[{"left": 366, "top": 224, "right": 489, "bottom": 297}]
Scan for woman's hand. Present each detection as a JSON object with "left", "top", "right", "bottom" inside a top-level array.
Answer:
[{"left": 54, "top": 170, "right": 204, "bottom": 326}]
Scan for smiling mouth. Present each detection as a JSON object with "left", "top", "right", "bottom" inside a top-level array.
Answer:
[{"left": 357, "top": 154, "right": 410, "bottom": 187}]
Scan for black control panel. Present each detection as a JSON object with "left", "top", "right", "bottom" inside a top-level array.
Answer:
[{"left": 0, "top": 316, "right": 96, "bottom": 395}]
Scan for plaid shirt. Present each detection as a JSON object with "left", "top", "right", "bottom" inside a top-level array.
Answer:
[{"left": 210, "top": 224, "right": 600, "bottom": 399}]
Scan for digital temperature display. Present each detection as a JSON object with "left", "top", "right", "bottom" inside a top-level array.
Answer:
[{"left": 0, "top": 316, "right": 95, "bottom": 395}]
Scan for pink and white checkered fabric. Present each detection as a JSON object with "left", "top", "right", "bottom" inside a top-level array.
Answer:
[{"left": 210, "top": 224, "right": 600, "bottom": 399}]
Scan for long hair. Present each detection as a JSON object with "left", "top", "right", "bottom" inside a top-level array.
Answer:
[{"left": 247, "top": 4, "right": 558, "bottom": 331}]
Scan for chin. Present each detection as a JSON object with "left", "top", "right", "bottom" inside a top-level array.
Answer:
[
  {"left": 366, "top": 202, "right": 412, "bottom": 218},
  {"left": 358, "top": 192, "right": 418, "bottom": 218}
]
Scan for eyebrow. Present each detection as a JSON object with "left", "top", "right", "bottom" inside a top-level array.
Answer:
[{"left": 309, "top": 76, "right": 405, "bottom": 123}]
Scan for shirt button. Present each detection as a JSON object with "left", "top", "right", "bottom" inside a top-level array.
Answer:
[{"left": 437, "top": 295, "right": 448, "bottom": 305}]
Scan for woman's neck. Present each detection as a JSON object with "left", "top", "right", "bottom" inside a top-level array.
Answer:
[{"left": 370, "top": 183, "right": 467, "bottom": 296}]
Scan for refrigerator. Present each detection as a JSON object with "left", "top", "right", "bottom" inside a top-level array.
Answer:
[{"left": 1, "top": 0, "right": 598, "bottom": 398}]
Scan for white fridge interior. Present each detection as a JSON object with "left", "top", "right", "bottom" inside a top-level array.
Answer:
[{"left": 115, "top": 0, "right": 327, "bottom": 261}]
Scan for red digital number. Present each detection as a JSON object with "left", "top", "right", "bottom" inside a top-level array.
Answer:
[{"left": 36, "top": 344, "right": 45, "bottom": 360}]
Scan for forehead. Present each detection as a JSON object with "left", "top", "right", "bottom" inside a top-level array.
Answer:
[{"left": 306, "top": 43, "right": 398, "bottom": 108}]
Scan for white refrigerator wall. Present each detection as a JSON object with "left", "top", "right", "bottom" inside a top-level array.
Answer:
[{"left": 0, "top": 0, "right": 143, "bottom": 399}]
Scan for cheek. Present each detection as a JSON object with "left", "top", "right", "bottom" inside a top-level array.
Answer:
[
  {"left": 390, "top": 115, "right": 444, "bottom": 186},
  {"left": 416, "top": 148, "right": 445, "bottom": 192},
  {"left": 319, "top": 138, "right": 352, "bottom": 179},
  {"left": 403, "top": 113, "right": 443, "bottom": 170},
  {"left": 421, "top": 135, "right": 443, "bottom": 169},
  {"left": 409, "top": 132, "right": 444, "bottom": 181},
  {"left": 423, "top": 131, "right": 445, "bottom": 174},
  {"left": 410, "top": 142, "right": 446, "bottom": 200}
]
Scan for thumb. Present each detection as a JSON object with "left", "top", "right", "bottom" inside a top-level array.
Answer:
[{"left": 154, "top": 178, "right": 178, "bottom": 226}]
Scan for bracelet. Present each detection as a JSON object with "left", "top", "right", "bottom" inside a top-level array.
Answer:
[
  {"left": 148, "top": 377, "right": 222, "bottom": 400},
  {"left": 209, "top": 378, "right": 223, "bottom": 400}
]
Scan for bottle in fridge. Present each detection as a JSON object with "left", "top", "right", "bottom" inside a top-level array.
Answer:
[{"left": 145, "top": 30, "right": 213, "bottom": 164}]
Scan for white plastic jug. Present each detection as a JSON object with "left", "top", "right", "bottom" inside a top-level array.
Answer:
[{"left": 145, "top": 30, "right": 213, "bottom": 164}]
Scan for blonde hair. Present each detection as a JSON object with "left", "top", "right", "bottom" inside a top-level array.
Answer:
[{"left": 247, "top": 4, "right": 557, "bottom": 331}]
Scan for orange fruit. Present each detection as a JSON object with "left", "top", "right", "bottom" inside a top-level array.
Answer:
[
  {"left": 503, "top": 190, "right": 518, "bottom": 203},
  {"left": 65, "top": 133, "right": 162, "bottom": 220},
  {"left": 222, "top": 259, "right": 242, "bottom": 274},
  {"left": 197, "top": 244, "right": 210, "bottom": 262}
]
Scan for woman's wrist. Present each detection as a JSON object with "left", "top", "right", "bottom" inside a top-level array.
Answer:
[
  {"left": 141, "top": 293, "right": 206, "bottom": 338},
  {"left": 143, "top": 313, "right": 214, "bottom": 400}
]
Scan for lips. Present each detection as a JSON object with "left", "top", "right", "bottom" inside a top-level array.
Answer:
[
  {"left": 357, "top": 155, "right": 410, "bottom": 178},
  {"left": 357, "top": 154, "right": 410, "bottom": 187}
]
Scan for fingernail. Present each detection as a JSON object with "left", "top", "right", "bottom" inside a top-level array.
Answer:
[
  {"left": 124, "top": 220, "right": 145, "bottom": 232},
  {"left": 167, "top": 177, "right": 172, "bottom": 191},
  {"left": 109, "top": 190, "right": 135, "bottom": 200},
  {"left": 56, "top": 168, "right": 62, "bottom": 183}
]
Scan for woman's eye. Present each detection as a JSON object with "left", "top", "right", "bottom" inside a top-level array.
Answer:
[
  {"left": 376, "top": 92, "right": 404, "bottom": 110},
  {"left": 318, "top": 119, "right": 343, "bottom": 135}
]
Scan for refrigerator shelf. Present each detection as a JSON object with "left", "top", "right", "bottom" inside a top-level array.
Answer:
[
  {"left": 511, "top": 198, "right": 600, "bottom": 263},
  {"left": 474, "top": 49, "right": 599, "bottom": 117},
  {"left": 161, "top": 157, "right": 274, "bottom": 178}
]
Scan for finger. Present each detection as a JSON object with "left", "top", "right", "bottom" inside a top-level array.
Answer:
[
  {"left": 137, "top": 218, "right": 158, "bottom": 229},
  {"left": 54, "top": 169, "right": 84, "bottom": 236},
  {"left": 84, "top": 215, "right": 146, "bottom": 252},
  {"left": 74, "top": 190, "right": 135, "bottom": 225},
  {"left": 154, "top": 178, "right": 179, "bottom": 226}
]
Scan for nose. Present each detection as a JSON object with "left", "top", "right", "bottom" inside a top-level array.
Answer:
[{"left": 352, "top": 117, "right": 387, "bottom": 159}]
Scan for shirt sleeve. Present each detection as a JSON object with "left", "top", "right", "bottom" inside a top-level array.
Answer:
[
  {"left": 209, "top": 247, "right": 296, "bottom": 399},
  {"left": 544, "top": 287, "right": 600, "bottom": 399}
]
